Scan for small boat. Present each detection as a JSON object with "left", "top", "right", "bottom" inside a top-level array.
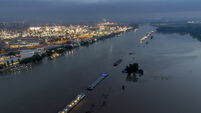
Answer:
[
  {"left": 113, "top": 59, "right": 123, "bottom": 66},
  {"left": 58, "top": 93, "right": 86, "bottom": 113},
  {"left": 129, "top": 52, "right": 133, "bottom": 55}
]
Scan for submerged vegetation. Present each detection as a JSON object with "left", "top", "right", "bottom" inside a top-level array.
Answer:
[
  {"left": 122, "top": 63, "right": 144, "bottom": 83},
  {"left": 123, "top": 63, "right": 144, "bottom": 75}
]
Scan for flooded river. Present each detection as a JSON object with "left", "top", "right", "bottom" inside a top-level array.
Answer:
[{"left": 1, "top": 25, "right": 201, "bottom": 113}]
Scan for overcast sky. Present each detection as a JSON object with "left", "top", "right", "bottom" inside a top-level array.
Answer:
[{"left": 1, "top": 0, "right": 201, "bottom": 23}]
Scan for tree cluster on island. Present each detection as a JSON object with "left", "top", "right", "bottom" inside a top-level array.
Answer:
[{"left": 123, "top": 63, "right": 144, "bottom": 75}]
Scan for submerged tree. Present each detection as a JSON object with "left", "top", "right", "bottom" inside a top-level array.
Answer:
[
  {"left": 124, "top": 63, "right": 139, "bottom": 75},
  {"left": 138, "top": 69, "right": 144, "bottom": 75},
  {"left": 132, "top": 63, "right": 139, "bottom": 72}
]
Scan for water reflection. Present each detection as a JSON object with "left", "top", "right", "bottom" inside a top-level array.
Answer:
[
  {"left": 66, "top": 50, "right": 74, "bottom": 56},
  {"left": 125, "top": 72, "right": 143, "bottom": 82},
  {"left": 152, "top": 75, "right": 170, "bottom": 80}
]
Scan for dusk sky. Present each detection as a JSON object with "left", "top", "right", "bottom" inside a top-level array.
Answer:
[{"left": 1, "top": 0, "right": 201, "bottom": 23}]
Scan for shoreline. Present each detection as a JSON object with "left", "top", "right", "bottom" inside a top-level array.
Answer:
[{"left": 0, "top": 28, "right": 135, "bottom": 73}]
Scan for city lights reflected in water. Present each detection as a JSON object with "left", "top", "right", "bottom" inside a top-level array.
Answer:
[{"left": 66, "top": 50, "right": 74, "bottom": 56}]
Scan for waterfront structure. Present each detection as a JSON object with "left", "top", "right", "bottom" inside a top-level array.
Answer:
[
  {"left": 0, "top": 55, "right": 19, "bottom": 68},
  {"left": 35, "top": 48, "right": 45, "bottom": 55},
  {"left": 20, "top": 50, "right": 35, "bottom": 59},
  {"left": 0, "top": 22, "right": 134, "bottom": 70}
]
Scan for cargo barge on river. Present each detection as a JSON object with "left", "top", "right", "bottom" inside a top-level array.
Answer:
[
  {"left": 87, "top": 73, "right": 109, "bottom": 90},
  {"left": 58, "top": 93, "right": 86, "bottom": 113},
  {"left": 113, "top": 59, "right": 123, "bottom": 66}
]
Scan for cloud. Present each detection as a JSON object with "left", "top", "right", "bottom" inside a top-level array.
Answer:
[{"left": 1, "top": 0, "right": 201, "bottom": 23}]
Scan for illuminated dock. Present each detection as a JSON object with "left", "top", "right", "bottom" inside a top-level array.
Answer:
[
  {"left": 58, "top": 93, "right": 86, "bottom": 113},
  {"left": 87, "top": 73, "right": 109, "bottom": 90}
]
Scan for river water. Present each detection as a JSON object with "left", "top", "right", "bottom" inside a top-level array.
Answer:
[{"left": 1, "top": 24, "right": 201, "bottom": 113}]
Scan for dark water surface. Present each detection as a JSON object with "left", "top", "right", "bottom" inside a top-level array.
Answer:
[{"left": 1, "top": 25, "right": 201, "bottom": 113}]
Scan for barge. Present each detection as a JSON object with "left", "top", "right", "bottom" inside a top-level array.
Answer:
[
  {"left": 113, "top": 59, "right": 123, "bottom": 66},
  {"left": 58, "top": 93, "right": 86, "bottom": 113},
  {"left": 87, "top": 73, "right": 109, "bottom": 90}
]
